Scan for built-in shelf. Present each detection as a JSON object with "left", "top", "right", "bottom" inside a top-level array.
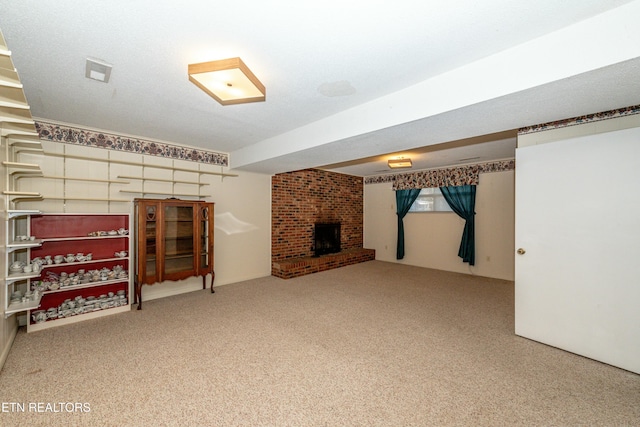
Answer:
[
  {"left": 7, "top": 209, "right": 41, "bottom": 219},
  {"left": 8, "top": 196, "right": 43, "bottom": 203},
  {"left": 120, "top": 190, "right": 211, "bottom": 198},
  {"left": 42, "top": 196, "right": 130, "bottom": 203},
  {"left": 2, "top": 161, "right": 43, "bottom": 184},
  {"left": 117, "top": 175, "right": 209, "bottom": 185},
  {"left": 0, "top": 106, "right": 34, "bottom": 125},
  {"left": 44, "top": 152, "right": 238, "bottom": 178},
  {"left": 14, "top": 147, "right": 44, "bottom": 155},
  {"left": 7, "top": 239, "right": 42, "bottom": 252},
  {"left": 3, "top": 190, "right": 41, "bottom": 198},
  {"left": 39, "top": 175, "right": 130, "bottom": 184},
  {"left": 0, "top": 30, "right": 9, "bottom": 50},
  {"left": 41, "top": 236, "right": 128, "bottom": 243},
  {"left": 5, "top": 296, "right": 42, "bottom": 317},
  {"left": 27, "top": 305, "right": 130, "bottom": 332},
  {"left": 0, "top": 67, "right": 22, "bottom": 89},
  {"left": 0, "top": 86, "right": 30, "bottom": 110},
  {"left": 0, "top": 122, "right": 38, "bottom": 138},
  {"left": 0, "top": 57, "right": 12, "bottom": 73},
  {"left": 23, "top": 212, "right": 132, "bottom": 329},
  {"left": 7, "top": 135, "right": 41, "bottom": 147},
  {"left": 6, "top": 271, "right": 42, "bottom": 284},
  {"left": 2, "top": 161, "right": 41, "bottom": 170},
  {"left": 12, "top": 171, "right": 44, "bottom": 179},
  {"left": 41, "top": 277, "right": 129, "bottom": 294},
  {"left": 3, "top": 190, "right": 42, "bottom": 203}
]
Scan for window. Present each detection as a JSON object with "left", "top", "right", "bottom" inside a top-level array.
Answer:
[{"left": 408, "top": 188, "right": 453, "bottom": 212}]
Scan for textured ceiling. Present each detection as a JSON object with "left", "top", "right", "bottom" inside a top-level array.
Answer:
[{"left": 1, "top": 0, "right": 639, "bottom": 176}]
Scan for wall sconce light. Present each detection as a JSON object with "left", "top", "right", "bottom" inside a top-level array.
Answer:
[
  {"left": 188, "top": 57, "right": 266, "bottom": 106},
  {"left": 388, "top": 158, "right": 412, "bottom": 169}
]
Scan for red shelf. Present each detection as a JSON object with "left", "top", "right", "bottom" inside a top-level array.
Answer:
[
  {"left": 31, "top": 214, "right": 129, "bottom": 239},
  {"left": 27, "top": 213, "right": 132, "bottom": 332}
]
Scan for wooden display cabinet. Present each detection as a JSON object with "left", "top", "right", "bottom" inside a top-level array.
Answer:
[{"left": 134, "top": 199, "right": 214, "bottom": 309}]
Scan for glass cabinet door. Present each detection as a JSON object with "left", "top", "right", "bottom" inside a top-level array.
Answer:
[
  {"left": 144, "top": 204, "right": 158, "bottom": 284},
  {"left": 163, "top": 204, "right": 195, "bottom": 279},
  {"left": 198, "top": 204, "right": 213, "bottom": 274}
]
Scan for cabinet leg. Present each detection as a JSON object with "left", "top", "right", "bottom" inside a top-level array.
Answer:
[
  {"left": 210, "top": 271, "right": 216, "bottom": 294},
  {"left": 135, "top": 281, "right": 142, "bottom": 310}
]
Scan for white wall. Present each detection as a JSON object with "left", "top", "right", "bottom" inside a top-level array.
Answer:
[
  {"left": 16, "top": 140, "right": 272, "bottom": 302},
  {"left": 364, "top": 170, "right": 515, "bottom": 280}
]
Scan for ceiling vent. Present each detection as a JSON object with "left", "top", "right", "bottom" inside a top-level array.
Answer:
[{"left": 85, "top": 58, "right": 112, "bottom": 83}]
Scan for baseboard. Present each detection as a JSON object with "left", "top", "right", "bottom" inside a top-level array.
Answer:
[
  {"left": 139, "top": 271, "right": 273, "bottom": 302},
  {"left": 214, "top": 272, "right": 272, "bottom": 287},
  {"left": 0, "top": 321, "right": 19, "bottom": 372}
]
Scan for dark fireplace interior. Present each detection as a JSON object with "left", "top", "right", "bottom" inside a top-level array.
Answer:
[{"left": 314, "top": 223, "right": 341, "bottom": 257}]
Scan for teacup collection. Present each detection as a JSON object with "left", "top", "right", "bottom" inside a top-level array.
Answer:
[
  {"left": 9, "top": 260, "right": 40, "bottom": 274},
  {"left": 31, "top": 290, "right": 128, "bottom": 323},
  {"left": 87, "top": 228, "right": 128, "bottom": 237},
  {"left": 37, "top": 253, "right": 94, "bottom": 266},
  {"left": 32, "top": 265, "right": 128, "bottom": 291},
  {"left": 9, "top": 289, "right": 40, "bottom": 306}
]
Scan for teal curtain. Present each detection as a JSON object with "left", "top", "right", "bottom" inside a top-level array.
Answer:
[
  {"left": 440, "top": 185, "right": 476, "bottom": 265},
  {"left": 395, "top": 189, "right": 421, "bottom": 259}
]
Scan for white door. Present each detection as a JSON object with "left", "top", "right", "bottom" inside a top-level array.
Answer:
[{"left": 515, "top": 126, "right": 640, "bottom": 374}]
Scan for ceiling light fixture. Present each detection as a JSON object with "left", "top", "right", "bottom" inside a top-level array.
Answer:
[
  {"left": 85, "top": 58, "right": 112, "bottom": 83},
  {"left": 188, "top": 57, "right": 265, "bottom": 106},
  {"left": 388, "top": 158, "right": 412, "bottom": 169}
]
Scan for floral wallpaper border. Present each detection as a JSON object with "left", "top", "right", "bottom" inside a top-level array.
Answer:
[
  {"left": 364, "top": 160, "right": 515, "bottom": 190},
  {"left": 518, "top": 104, "right": 640, "bottom": 135},
  {"left": 34, "top": 120, "right": 228, "bottom": 166}
]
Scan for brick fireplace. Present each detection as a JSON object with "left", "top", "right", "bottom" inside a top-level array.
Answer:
[{"left": 271, "top": 168, "right": 375, "bottom": 279}]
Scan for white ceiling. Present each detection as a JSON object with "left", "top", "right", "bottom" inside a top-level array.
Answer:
[{"left": 1, "top": 0, "right": 639, "bottom": 176}]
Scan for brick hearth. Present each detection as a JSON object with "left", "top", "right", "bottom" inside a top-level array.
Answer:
[
  {"left": 272, "top": 248, "right": 376, "bottom": 279},
  {"left": 272, "top": 169, "right": 375, "bottom": 279}
]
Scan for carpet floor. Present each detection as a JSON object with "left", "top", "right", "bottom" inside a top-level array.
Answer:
[{"left": 1, "top": 261, "right": 638, "bottom": 426}]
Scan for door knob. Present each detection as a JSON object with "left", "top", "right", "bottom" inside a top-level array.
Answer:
[{"left": 517, "top": 248, "right": 526, "bottom": 255}]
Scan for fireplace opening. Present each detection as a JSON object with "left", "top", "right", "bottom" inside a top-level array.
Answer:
[{"left": 314, "top": 223, "right": 341, "bottom": 257}]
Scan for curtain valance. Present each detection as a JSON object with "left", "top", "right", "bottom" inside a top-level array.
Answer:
[
  {"left": 364, "top": 160, "right": 514, "bottom": 190},
  {"left": 392, "top": 165, "right": 480, "bottom": 190}
]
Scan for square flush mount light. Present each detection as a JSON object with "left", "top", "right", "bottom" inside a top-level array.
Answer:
[
  {"left": 85, "top": 58, "right": 112, "bottom": 83},
  {"left": 188, "top": 57, "right": 265, "bottom": 105},
  {"left": 388, "top": 158, "right": 412, "bottom": 169}
]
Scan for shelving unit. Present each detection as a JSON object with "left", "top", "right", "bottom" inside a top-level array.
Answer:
[
  {"left": 4, "top": 209, "right": 43, "bottom": 317},
  {"left": 26, "top": 213, "right": 132, "bottom": 332},
  {"left": 2, "top": 28, "right": 45, "bottom": 320},
  {"left": 19, "top": 150, "right": 235, "bottom": 202}
]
